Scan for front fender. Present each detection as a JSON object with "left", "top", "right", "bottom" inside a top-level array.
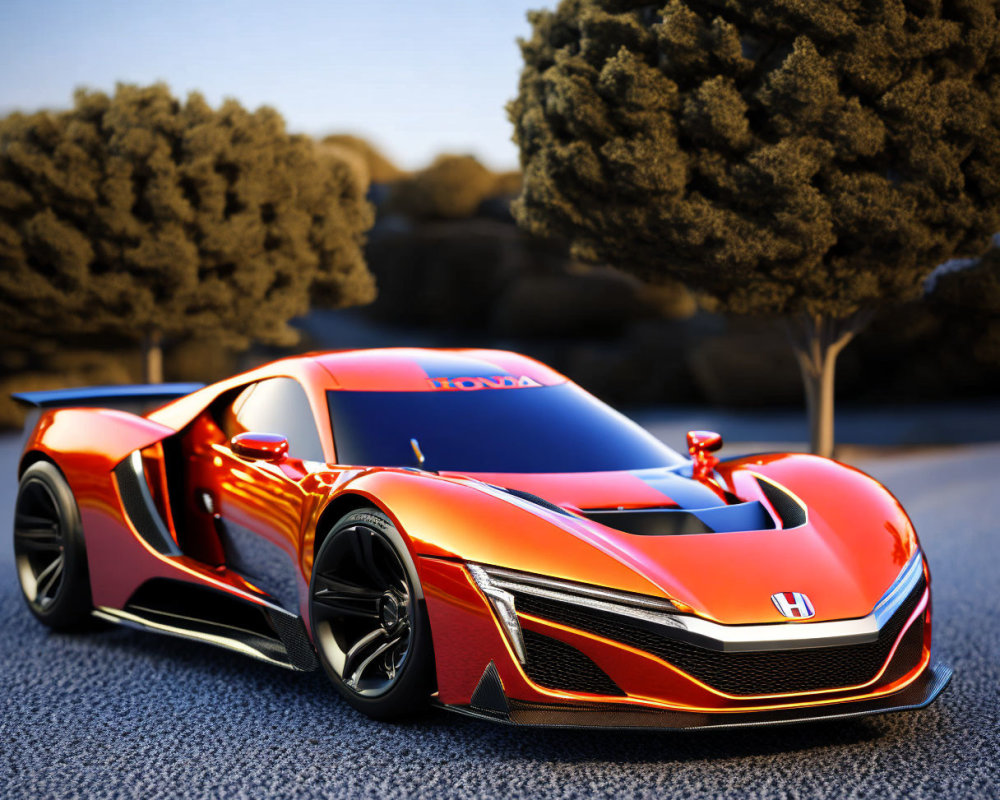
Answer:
[{"left": 326, "top": 469, "right": 674, "bottom": 601}]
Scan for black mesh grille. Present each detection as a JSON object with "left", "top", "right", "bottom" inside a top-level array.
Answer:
[
  {"left": 757, "top": 478, "right": 807, "bottom": 528},
  {"left": 267, "top": 610, "right": 319, "bottom": 672},
  {"left": 514, "top": 576, "right": 926, "bottom": 696},
  {"left": 522, "top": 629, "right": 626, "bottom": 696}
]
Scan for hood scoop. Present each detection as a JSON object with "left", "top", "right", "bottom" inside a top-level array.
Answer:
[
  {"left": 755, "top": 475, "right": 807, "bottom": 528},
  {"left": 583, "top": 502, "right": 775, "bottom": 536}
]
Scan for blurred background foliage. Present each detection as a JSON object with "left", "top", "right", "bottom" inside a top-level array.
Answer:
[
  {"left": 2, "top": 84, "right": 1000, "bottom": 431},
  {"left": 0, "top": 84, "right": 374, "bottom": 394}
]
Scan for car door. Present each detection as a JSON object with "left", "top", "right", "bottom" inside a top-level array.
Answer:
[{"left": 210, "top": 377, "right": 327, "bottom": 611}]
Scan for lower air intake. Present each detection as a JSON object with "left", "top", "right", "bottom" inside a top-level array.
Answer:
[{"left": 522, "top": 629, "right": 625, "bottom": 696}]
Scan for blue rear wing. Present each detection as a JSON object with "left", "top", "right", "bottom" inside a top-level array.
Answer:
[{"left": 12, "top": 383, "right": 204, "bottom": 409}]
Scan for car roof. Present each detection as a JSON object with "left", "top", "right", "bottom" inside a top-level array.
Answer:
[
  {"left": 147, "top": 348, "right": 568, "bottom": 445},
  {"left": 309, "top": 347, "right": 567, "bottom": 392}
]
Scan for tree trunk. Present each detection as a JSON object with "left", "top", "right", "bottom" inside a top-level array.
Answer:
[
  {"left": 786, "top": 312, "right": 870, "bottom": 458},
  {"left": 143, "top": 330, "right": 163, "bottom": 384}
]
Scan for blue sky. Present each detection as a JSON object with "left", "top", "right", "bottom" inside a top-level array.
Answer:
[{"left": 0, "top": 0, "right": 542, "bottom": 170}]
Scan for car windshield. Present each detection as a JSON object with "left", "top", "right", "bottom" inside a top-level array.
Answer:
[{"left": 327, "top": 383, "right": 684, "bottom": 473}]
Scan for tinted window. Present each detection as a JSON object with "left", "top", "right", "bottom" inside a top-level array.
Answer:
[
  {"left": 327, "top": 384, "right": 683, "bottom": 473},
  {"left": 231, "top": 378, "right": 325, "bottom": 462}
]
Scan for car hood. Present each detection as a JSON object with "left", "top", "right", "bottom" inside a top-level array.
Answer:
[{"left": 343, "top": 455, "right": 919, "bottom": 626}]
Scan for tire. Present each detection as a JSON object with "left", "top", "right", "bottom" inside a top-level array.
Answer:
[
  {"left": 308, "top": 508, "right": 434, "bottom": 720},
  {"left": 13, "top": 460, "right": 93, "bottom": 630}
]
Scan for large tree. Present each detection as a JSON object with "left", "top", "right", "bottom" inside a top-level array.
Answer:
[
  {"left": 0, "top": 84, "right": 375, "bottom": 382},
  {"left": 509, "top": 0, "right": 1000, "bottom": 456},
  {"left": 389, "top": 154, "right": 501, "bottom": 220},
  {"left": 320, "top": 133, "right": 407, "bottom": 185}
]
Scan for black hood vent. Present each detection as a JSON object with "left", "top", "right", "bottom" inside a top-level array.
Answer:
[
  {"left": 756, "top": 477, "right": 807, "bottom": 529},
  {"left": 583, "top": 501, "right": 775, "bottom": 536}
]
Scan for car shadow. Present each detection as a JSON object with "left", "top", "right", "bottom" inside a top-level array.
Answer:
[{"left": 433, "top": 712, "right": 890, "bottom": 763}]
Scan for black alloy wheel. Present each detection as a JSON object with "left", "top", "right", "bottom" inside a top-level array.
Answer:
[
  {"left": 309, "top": 508, "right": 433, "bottom": 719},
  {"left": 14, "top": 460, "right": 92, "bottom": 629}
]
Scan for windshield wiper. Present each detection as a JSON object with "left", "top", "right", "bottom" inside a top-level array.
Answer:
[{"left": 409, "top": 438, "right": 426, "bottom": 468}]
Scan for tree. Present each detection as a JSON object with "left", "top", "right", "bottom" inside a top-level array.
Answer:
[
  {"left": 509, "top": 0, "right": 1000, "bottom": 456},
  {"left": 389, "top": 154, "right": 499, "bottom": 220},
  {"left": 0, "top": 84, "right": 375, "bottom": 382},
  {"left": 320, "top": 133, "right": 407, "bottom": 185}
]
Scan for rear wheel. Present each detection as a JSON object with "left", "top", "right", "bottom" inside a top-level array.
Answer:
[
  {"left": 13, "top": 461, "right": 92, "bottom": 629},
  {"left": 309, "top": 508, "right": 433, "bottom": 720}
]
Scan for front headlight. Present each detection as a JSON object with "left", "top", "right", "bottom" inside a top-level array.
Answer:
[
  {"left": 467, "top": 564, "right": 527, "bottom": 663},
  {"left": 466, "top": 563, "right": 683, "bottom": 665}
]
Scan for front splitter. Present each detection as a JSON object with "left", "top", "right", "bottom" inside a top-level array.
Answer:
[{"left": 439, "top": 660, "right": 952, "bottom": 730}]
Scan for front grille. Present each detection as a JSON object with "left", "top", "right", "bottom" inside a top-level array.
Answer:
[
  {"left": 522, "top": 629, "right": 626, "bottom": 696},
  {"left": 513, "top": 575, "right": 925, "bottom": 696}
]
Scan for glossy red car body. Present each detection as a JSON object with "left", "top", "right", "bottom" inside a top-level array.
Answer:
[{"left": 14, "top": 348, "right": 950, "bottom": 728}]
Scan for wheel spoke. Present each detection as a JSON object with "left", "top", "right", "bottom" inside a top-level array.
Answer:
[
  {"left": 15, "top": 533, "right": 62, "bottom": 552},
  {"left": 15, "top": 513, "right": 59, "bottom": 532},
  {"left": 312, "top": 575, "right": 382, "bottom": 620},
  {"left": 14, "top": 516, "right": 61, "bottom": 552},
  {"left": 346, "top": 633, "right": 403, "bottom": 689},
  {"left": 34, "top": 554, "right": 64, "bottom": 601},
  {"left": 342, "top": 628, "right": 388, "bottom": 682},
  {"left": 349, "top": 527, "right": 389, "bottom": 588},
  {"left": 16, "top": 538, "right": 62, "bottom": 554}
]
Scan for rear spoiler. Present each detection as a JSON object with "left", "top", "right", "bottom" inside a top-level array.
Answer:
[{"left": 12, "top": 383, "right": 204, "bottom": 409}]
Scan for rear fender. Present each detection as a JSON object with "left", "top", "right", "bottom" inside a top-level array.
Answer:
[{"left": 21, "top": 408, "right": 176, "bottom": 477}]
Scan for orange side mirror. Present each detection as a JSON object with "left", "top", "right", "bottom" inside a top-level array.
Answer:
[
  {"left": 231, "top": 432, "right": 289, "bottom": 463},
  {"left": 686, "top": 430, "right": 722, "bottom": 481}
]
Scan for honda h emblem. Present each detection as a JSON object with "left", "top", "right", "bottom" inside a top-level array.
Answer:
[{"left": 771, "top": 591, "right": 815, "bottom": 619}]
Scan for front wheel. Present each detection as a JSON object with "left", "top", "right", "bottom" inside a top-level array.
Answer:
[{"left": 309, "top": 508, "right": 434, "bottom": 720}]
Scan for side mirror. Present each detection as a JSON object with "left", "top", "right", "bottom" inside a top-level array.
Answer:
[
  {"left": 686, "top": 430, "right": 722, "bottom": 480},
  {"left": 231, "top": 432, "right": 289, "bottom": 463}
]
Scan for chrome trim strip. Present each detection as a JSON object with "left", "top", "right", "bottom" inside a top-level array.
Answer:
[
  {"left": 478, "top": 550, "right": 924, "bottom": 653},
  {"left": 872, "top": 552, "right": 925, "bottom": 627},
  {"left": 481, "top": 566, "right": 679, "bottom": 614},
  {"left": 92, "top": 606, "right": 297, "bottom": 670}
]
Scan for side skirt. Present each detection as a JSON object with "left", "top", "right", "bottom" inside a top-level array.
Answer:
[{"left": 92, "top": 581, "right": 318, "bottom": 672}]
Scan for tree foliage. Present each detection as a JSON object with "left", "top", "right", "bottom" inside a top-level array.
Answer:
[
  {"left": 510, "top": 0, "right": 1000, "bottom": 455},
  {"left": 0, "top": 84, "right": 375, "bottom": 363},
  {"left": 320, "top": 133, "right": 406, "bottom": 185},
  {"left": 509, "top": 0, "right": 1000, "bottom": 319},
  {"left": 389, "top": 154, "right": 503, "bottom": 220}
]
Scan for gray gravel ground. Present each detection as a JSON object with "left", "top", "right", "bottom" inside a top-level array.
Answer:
[{"left": 0, "top": 432, "right": 997, "bottom": 799}]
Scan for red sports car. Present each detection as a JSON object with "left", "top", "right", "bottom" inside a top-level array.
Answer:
[{"left": 13, "top": 348, "right": 950, "bottom": 727}]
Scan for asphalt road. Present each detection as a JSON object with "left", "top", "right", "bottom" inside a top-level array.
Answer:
[{"left": 0, "top": 432, "right": 997, "bottom": 800}]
